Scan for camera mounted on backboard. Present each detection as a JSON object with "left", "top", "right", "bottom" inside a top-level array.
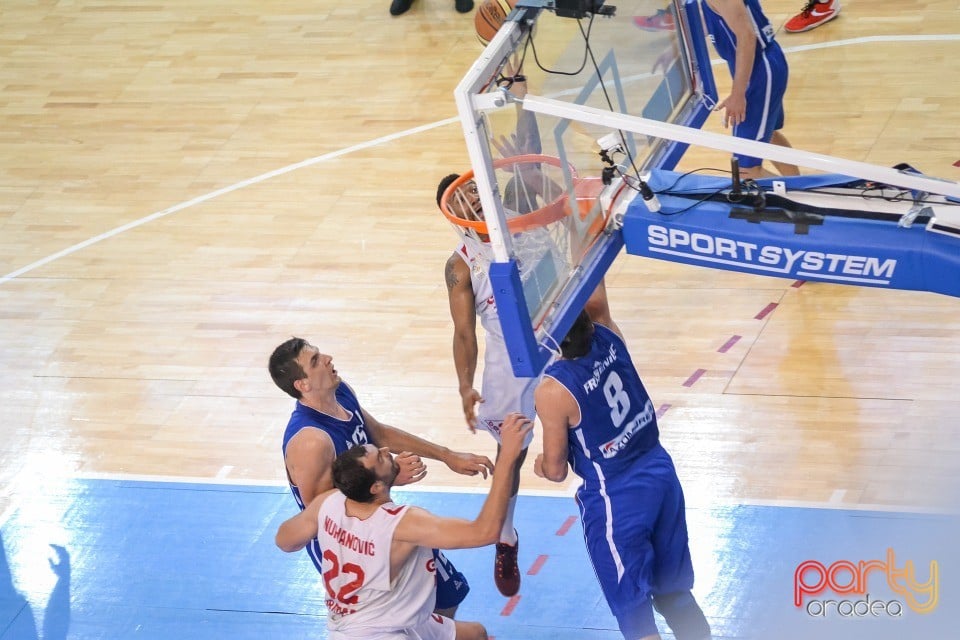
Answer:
[
  {"left": 597, "top": 132, "right": 624, "bottom": 172},
  {"left": 515, "top": 0, "right": 616, "bottom": 19},
  {"left": 554, "top": 0, "right": 615, "bottom": 18}
]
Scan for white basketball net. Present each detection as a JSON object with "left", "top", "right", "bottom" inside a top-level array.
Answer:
[{"left": 445, "top": 157, "right": 585, "bottom": 328}]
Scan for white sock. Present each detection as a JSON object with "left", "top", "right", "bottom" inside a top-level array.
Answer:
[{"left": 499, "top": 496, "right": 518, "bottom": 545}]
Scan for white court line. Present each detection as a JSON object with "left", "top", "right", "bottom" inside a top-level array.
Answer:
[
  {"left": 2, "top": 35, "right": 958, "bottom": 287},
  {"left": 73, "top": 469, "right": 574, "bottom": 498},
  {"left": 75, "top": 470, "right": 292, "bottom": 488},
  {"left": 781, "top": 33, "right": 960, "bottom": 54},
  {"left": 71, "top": 470, "right": 956, "bottom": 514},
  {"left": 0, "top": 117, "right": 456, "bottom": 287}
]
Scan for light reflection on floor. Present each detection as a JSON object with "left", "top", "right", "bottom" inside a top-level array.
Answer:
[{"left": 1, "top": 478, "right": 956, "bottom": 640}]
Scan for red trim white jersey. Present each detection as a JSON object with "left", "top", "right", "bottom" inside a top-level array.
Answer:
[
  {"left": 457, "top": 241, "right": 537, "bottom": 445},
  {"left": 318, "top": 493, "right": 436, "bottom": 636}
]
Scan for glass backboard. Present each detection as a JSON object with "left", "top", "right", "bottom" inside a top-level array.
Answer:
[{"left": 449, "top": 0, "right": 715, "bottom": 376}]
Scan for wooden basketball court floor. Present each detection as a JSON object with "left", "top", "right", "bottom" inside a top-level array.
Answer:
[{"left": 1, "top": 1, "right": 959, "bottom": 638}]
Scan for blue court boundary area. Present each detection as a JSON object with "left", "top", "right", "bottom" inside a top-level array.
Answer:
[{"left": 1, "top": 478, "right": 956, "bottom": 640}]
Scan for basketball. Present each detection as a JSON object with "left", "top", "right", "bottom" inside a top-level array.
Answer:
[{"left": 475, "top": 0, "right": 516, "bottom": 47}]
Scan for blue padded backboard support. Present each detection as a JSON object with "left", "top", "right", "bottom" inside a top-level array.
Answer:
[
  {"left": 489, "top": 260, "right": 542, "bottom": 377},
  {"left": 622, "top": 171, "right": 960, "bottom": 299},
  {"left": 491, "top": 230, "right": 625, "bottom": 377}
]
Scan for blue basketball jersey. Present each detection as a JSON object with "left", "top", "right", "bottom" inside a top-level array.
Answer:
[
  {"left": 700, "top": 0, "right": 777, "bottom": 67},
  {"left": 281, "top": 381, "right": 371, "bottom": 509},
  {"left": 278, "top": 380, "right": 470, "bottom": 609},
  {"left": 700, "top": 0, "right": 789, "bottom": 166},
  {"left": 542, "top": 323, "right": 659, "bottom": 485},
  {"left": 545, "top": 326, "right": 700, "bottom": 637}
]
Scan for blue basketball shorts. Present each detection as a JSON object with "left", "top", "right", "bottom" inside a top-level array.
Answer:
[
  {"left": 733, "top": 44, "right": 789, "bottom": 169},
  {"left": 576, "top": 444, "right": 695, "bottom": 638},
  {"left": 432, "top": 549, "right": 470, "bottom": 610}
]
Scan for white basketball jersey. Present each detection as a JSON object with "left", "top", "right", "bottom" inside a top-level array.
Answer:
[
  {"left": 457, "top": 240, "right": 501, "bottom": 339},
  {"left": 317, "top": 493, "right": 437, "bottom": 636},
  {"left": 456, "top": 241, "right": 537, "bottom": 437}
]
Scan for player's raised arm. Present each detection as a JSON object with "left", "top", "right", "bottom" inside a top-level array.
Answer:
[
  {"left": 362, "top": 407, "right": 494, "bottom": 479},
  {"left": 533, "top": 378, "right": 573, "bottom": 482},
  {"left": 393, "top": 413, "right": 532, "bottom": 549},
  {"left": 276, "top": 489, "right": 335, "bottom": 552}
]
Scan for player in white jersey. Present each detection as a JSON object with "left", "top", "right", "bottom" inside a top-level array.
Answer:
[
  {"left": 276, "top": 413, "right": 533, "bottom": 640},
  {"left": 454, "top": 236, "right": 538, "bottom": 444},
  {"left": 317, "top": 492, "right": 440, "bottom": 639},
  {"left": 438, "top": 166, "right": 616, "bottom": 596}
]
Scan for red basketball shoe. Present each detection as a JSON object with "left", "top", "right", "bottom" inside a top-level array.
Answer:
[
  {"left": 494, "top": 533, "right": 520, "bottom": 597},
  {"left": 633, "top": 9, "right": 675, "bottom": 32},
  {"left": 785, "top": 0, "right": 841, "bottom": 33}
]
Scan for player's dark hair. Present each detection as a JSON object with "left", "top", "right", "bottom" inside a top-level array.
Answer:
[
  {"left": 560, "top": 309, "right": 595, "bottom": 359},
  {"left": 333, "top": 445, "right": 378, "bottom": 503},
  {"left": 268, "top": 337, "right": 309, "bottom": 399},
  {"left": 436, "top": 173, "right": 461, "bottom": 208}
]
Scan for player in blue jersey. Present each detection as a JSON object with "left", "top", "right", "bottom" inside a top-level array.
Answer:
[
  {"left": 533, "top": 311, "right": 711, "bottom": 640},
  {"left": 701, "top": 0, "right": 800, "bottom": 180},
  {"left": 269, "top": 337, "right": 495, "bottom": 617}
]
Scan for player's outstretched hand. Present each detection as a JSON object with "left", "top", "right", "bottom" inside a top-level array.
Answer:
[
  {"left": 499, "top": 412, "right": 533, "bottom": 460},
  {"left": 715, "top": 91, "right": 747, "bottom": 129},
  {"left": 460, "top": 387, "right": 483, "bottom": 432},
  {"left": 491, "top": 132, "right": 523, "bottom": 160},
  {"left": 444, "top": 450, "right": 495, "bottom": 479},
  {"left": 394, "top": 451, "right": 427, "bottom": 486}
]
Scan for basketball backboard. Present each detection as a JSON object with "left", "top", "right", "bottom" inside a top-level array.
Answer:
[
  {"left": 448, "top": 0, "right": 715, "bottom": 376},
  {"left": 449, "top": 0, "right": 960, "bottom": 377}
]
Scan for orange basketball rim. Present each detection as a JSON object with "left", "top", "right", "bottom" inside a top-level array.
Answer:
[{"left": 440, "top": 154, "right": 609, "bottom": 236}]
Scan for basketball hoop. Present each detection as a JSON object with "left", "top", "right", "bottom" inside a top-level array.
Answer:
[
  {"left": 440, "top": 153, "right": 618, "bottom": 331},
  {"left": 439, "top": 154, "right": 579, "bottom": 236}
]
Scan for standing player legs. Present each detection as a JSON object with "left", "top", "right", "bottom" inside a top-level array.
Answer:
[
  {"left": 649, "top": 448, "right": 710, "bottom": 640},
  {"left": 576, "top": 485, "right": 662, "bottom": 639},
  {"left": 492, "top": 443, "right": 526, "bottom": 596},
  {"left": 732, "top": 47, "right": 792, "bottom": 180},
  {"left": 769, "top": 130, "right": 800, "bottom": 176},
  {"left": 477, "top": 353, "right": 535, "bottom": 596},
  {"left": 652, "top": 592, "right": 711, "bottom": 640}
]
